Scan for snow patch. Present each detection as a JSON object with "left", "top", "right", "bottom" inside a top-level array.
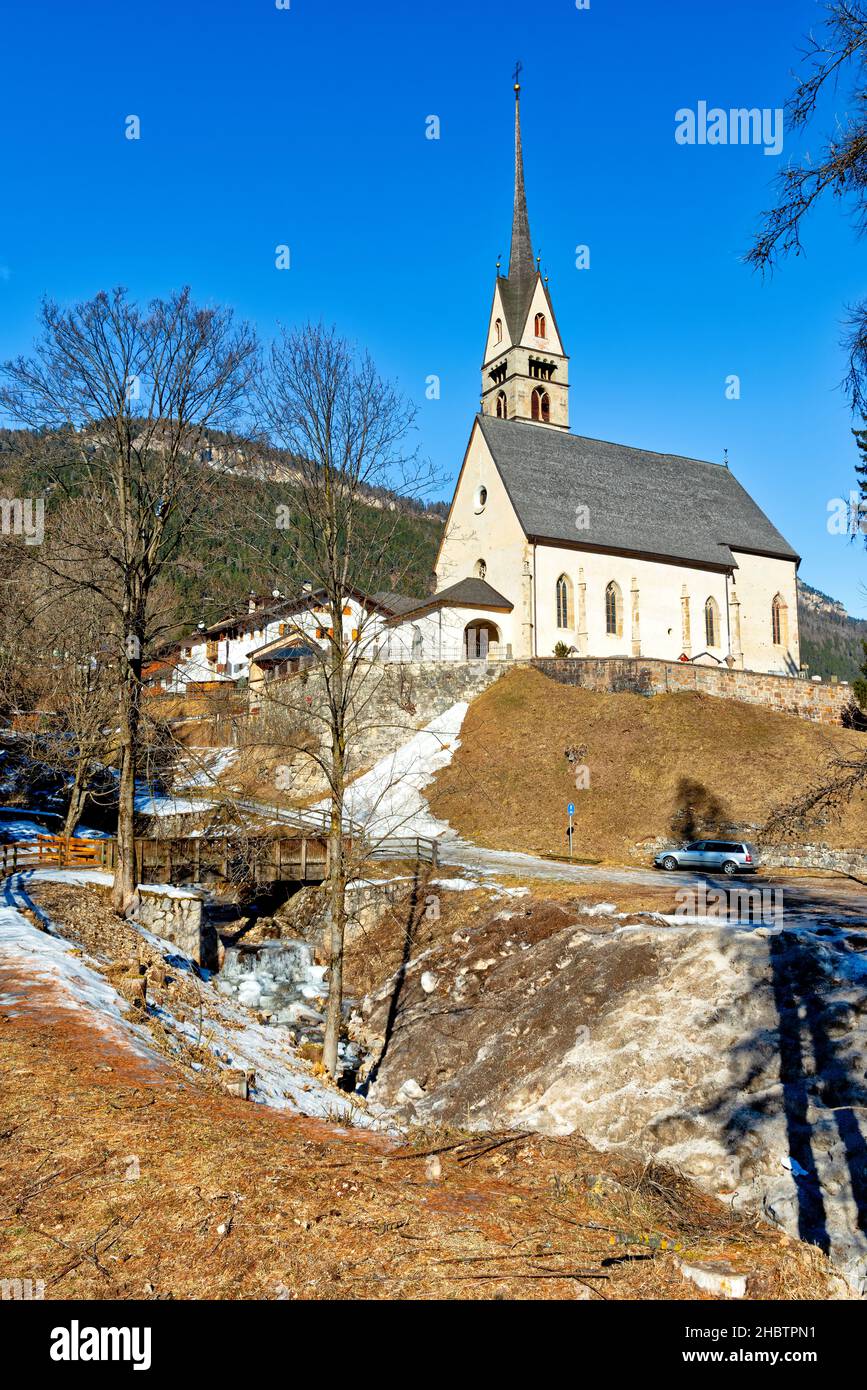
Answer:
[{"left": 317, "top": 701, "right": 469, "bottom": 840}]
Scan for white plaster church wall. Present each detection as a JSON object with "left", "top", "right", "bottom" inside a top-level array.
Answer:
[
  {"left": 533, "top": 544, "right": 732, "bottom": 663},
  {"left": 730, "top": 550, "right": 800, "bottom": 675},
  {"left": 385, "top": 604, "right": 513, "bottom": 662},
  {"left": 483, "top": 284, "right": 514, "bottom": 362},
  {"left": 519, "top": 279, "right": 564, "bottom": 355},
  {"left": 436, "top": 426, "right": 527, "bottom": 628}
]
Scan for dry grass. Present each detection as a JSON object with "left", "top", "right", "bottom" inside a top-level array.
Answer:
[
  {"left": 428, "top": 667, "right": 867, "bottom": 863},
  {"left": 0, "top": 969, "right": 836, "bottom": 1302},
  {"left": 0, "top": 877, "right": 845, "bottom": 1301}
]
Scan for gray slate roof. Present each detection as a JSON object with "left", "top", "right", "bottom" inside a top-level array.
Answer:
[
  {"left": 371, "top": 590, "right": 424, "bottom": 615},
  {"left": 477, "top": 416, "right": 799, "bottom": 570},
  {"left": 497, "top": 273, "right": 536, "bottom": 347},
  {"left": 397, "top": 578, "right": 513, "bottom": 619}
]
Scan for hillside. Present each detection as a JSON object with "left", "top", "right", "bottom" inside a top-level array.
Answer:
[
  {"left": 3, "top": 427, "right": 864, "bottom": 667},
  {"left": 1, "top": 870, "right": 840, "bottom": 1301},
  {"left": 428, "top": 666, "right": 867, "bottom": 862},
  {"left": 797, "top": 578, "right": 867, "bottom": 683},
  {"left": 0, "top": 427, "right": 445, "bottom": 631}
]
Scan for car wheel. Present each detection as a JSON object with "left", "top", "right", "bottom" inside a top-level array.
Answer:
[
  {"left": 662, "top": 855, "right": 678, "bottom": 871},
  {"left": 722, "top": 860, "right": 738, "bottom": 877}
]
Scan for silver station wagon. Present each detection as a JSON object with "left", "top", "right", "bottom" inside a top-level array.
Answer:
[{"left": 654, "top": 840, "right": 758, "bottom": 876}]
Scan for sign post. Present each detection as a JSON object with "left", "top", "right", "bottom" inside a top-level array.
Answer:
[{"left": 567, "top": 802, "right": 574, "bottom": 861}]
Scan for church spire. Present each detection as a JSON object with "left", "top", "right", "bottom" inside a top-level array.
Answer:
[
  {"left": 480, "top": 69, "right": 570, "bottom": 430},
  {"left": 508, "top": 71, "right": 535, "bottom": 286}
]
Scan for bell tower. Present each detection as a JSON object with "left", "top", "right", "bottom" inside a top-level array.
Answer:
[{"left": 480, "top": 74, "right": 569, "bottom": 430}]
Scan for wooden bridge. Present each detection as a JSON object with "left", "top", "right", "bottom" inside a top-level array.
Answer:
[{"left": 1, "top": 829, "right": 438, "bottom": 885}]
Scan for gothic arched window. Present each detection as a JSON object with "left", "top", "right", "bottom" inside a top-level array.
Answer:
[
  {"left": 704, "top": 596, "right": 720, "bottom": 647},
  {"left": 475, "top": 558, "right": 487, "bottom": 580},
  {"left": 605, "top": 581, "right": 623, "bottom": 637},
  {"left": 494, "top": 318, "right": 503, "bottom": 344},
  {"left": 534, "top": 312, "right": 546, "bottom": 338},
  {"left": 531, "top": 387, "right": 550, "bottom": 422},
  {"left": 556, "top": 574, "right": 572, "bottom": 629},
  {"left": 495, "top": 390, "right": 507, "bottom": 418},
  {"left": 771, "top": 593, "right": 786, "bottom": 646}
]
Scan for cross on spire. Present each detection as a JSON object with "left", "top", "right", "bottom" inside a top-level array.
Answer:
[{"left": 513, "top": 59, "right": 522, "bottom": 89}]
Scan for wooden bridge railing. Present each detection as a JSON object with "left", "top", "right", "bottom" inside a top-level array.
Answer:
[
  {"left": 1, "top": 829, "right": 439, "bottom": 882},
  {"left": 366, "top": 836, "right": 439, "bottom": 866}
]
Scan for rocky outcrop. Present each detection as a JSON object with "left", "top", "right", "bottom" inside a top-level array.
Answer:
[{"left": 357, "top": 896, "right": 867, "bottom": 1292}]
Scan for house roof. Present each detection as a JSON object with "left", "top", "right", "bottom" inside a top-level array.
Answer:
[
  {"left": 371, "top": 590, "right": 424, "bottom": 616},
  {"left": 142, "top": 657, "right": 179, "bottom": 680},
  {"left": 162, "top": 585, "right": 394, "bottom": 657},
  {"left": 391, "top": 577, "right": 513, "bottom": 621},
  {"left": 477, "top": 415, "right": 800, "bottom": 570},
  {"left": 250, "top": 642, "right": 317, "bottom": 666}
]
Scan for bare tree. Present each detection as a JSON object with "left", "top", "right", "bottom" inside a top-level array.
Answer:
[
  {"left": 0, "top": 288, "right": 257, "bottom": 909},
  {"left": 746, "top": 5, "right": 867, "bottom": 834},
  {"left": 12, "top": 583, "right": 117, "bottom": 836},
  {"left": 247, "top": 323, "right": 438, "bottom": 1075},
  {"left": 761, "top": 746, "right": 867, "bottom": 842},
  {"left": 746, "top": 1, "right": 867, "bottom": 411}
]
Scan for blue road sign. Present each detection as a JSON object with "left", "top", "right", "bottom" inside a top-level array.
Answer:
[{"left": 567, "top": 802, "right": 575, "bottom": 816}]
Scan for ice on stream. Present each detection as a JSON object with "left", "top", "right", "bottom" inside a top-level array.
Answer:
[{"left": 217, "top": 938, "right": 330, "bottom": 1028}]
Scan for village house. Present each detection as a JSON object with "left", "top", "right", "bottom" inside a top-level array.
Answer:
[
  {"left": 246, "top": 587, "right": 401, "bottom": 694},
  {"left": 147, "top": 586, "right": 404, "bottom": 697},
  {"left": 387, "top": 80, "right": 802, "bottom": 675}
]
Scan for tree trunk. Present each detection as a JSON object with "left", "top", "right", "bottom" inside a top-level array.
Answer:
[
  {"left": 322, "top": 754, "right": 346, "bottom": 1078},
  {"left": 63, "top": 760, "right": 87, "bottom": 839},
  {"left": 112, "top": 633, "right": 142, "bottom": 914},
  {"left": 112, "top": 739, "right": 137, "bottom": 912},
  {"left": 322, "top": 606, "right": 347, "bottom": 1078}
]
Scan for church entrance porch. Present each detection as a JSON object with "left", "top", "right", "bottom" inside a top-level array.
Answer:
[{"left": 463, "top": 621, "right": 500, "bottom": 660}]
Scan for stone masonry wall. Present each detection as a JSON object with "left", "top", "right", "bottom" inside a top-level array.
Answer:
[
  {"left": 631, "top": 835, "right": 867, "bottom": 877},
  {"left": 249, "top": 659, "right": 508, "bottom": 798},
  {"left": 132, "top": 885, "right": 217, "bottom": 968},
  {"left": 532, "top": 656, "right": 853, "bottom": 726}
]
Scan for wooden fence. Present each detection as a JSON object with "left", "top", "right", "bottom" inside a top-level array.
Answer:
[{"left": 0, "top": 835, "right": 109, "bottom": 876}]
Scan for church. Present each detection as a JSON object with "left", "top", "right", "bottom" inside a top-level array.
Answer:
[{"left": 390, "top": 78, "right": 801, "bottom": 676}]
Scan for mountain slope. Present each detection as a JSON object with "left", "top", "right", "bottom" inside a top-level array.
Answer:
[{"left": 797, "top": 579, "right": 866, "bottom": 683}]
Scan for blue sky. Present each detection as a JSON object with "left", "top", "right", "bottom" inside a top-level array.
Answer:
[{"left": 1, "top": 0, "right": 864, "bottom": 613}]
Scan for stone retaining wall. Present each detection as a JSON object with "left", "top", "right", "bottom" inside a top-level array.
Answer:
[
  {"left": 760, "top": 844, "right": 867, "bottom": 877},
  {"left": 533, "top": 656, "right": 853, "bottom": 726},
  {"left": 632, "top": 836, "right": 866, "bottom": 877},
  {"left": 133, "top": 885, "right": 218, "bottom": 968},
  {"left": 248, "top": 659, "right": 508, "bottom": 797}
]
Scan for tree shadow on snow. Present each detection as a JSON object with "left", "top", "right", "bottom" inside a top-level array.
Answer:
[{"left": 698, "top": 917, "right": 867, "bottom": 1260}]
